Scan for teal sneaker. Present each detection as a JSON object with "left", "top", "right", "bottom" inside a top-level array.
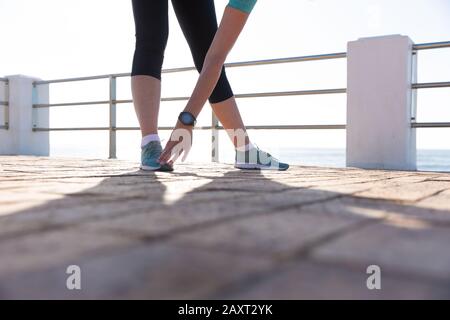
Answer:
[
  {"left": 235, "top": 146, "right": 289, "bottom": 171},
  {"left": 140, "top": 141, "right": 173, "bottom": 172}
]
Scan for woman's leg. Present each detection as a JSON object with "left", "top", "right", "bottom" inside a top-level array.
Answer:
[
  {"left": 171, "top": 0, "right": 249, "bottom": 148},
  {"left": 131, "top": 76, "right": 161, "bottom": 136},
  {"left": 210, "top": 97, "right": 249, "bottom": 148},
  {"left": 131, "top": 0, "right": 169, "bottom": 137}
]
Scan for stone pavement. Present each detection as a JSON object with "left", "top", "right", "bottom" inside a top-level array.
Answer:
[{"left": 0, "top": 156, "right": 449, "bottom": 299}]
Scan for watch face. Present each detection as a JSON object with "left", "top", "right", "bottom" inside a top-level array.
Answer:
[{"left": 180, "top": 112, "right": 195, "bottom": 126}]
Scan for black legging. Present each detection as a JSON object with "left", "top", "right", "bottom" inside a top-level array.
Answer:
[{"left": 131, "top": 0, "right": 234, "bottom": 104}]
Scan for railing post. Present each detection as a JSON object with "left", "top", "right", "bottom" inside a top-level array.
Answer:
[
  {"left": 0, "top": 80, "right": 9, "bottom": 129},
  {"left": 411, "top": 50, "right": 418, "bottom": 124},
  {"left": 109, "top": 76, "right": 117, "bottom": 159},
  {"left": 346, "top": 35, "right": 417, "bottom": 170},
  {"left": 211, "top": 112, "right": 219, "bottom": 162}
]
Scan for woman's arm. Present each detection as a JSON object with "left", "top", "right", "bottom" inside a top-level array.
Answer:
[
  {"left": 179, "top": 6, "right": 250, "bottom": 119},
  {"left": 159, "top": 4, "right": 255, "bottom": 164}
]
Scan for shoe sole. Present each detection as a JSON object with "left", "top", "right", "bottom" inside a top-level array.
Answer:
[
  {"left": 140, "top": 165, "right": 161, "bottom": 171},
  {"left": 234, "top": 163, "right": 289, "bottom": 171},
  {"left": 140, "top": 164, "right": 174, "bottom": 172}
]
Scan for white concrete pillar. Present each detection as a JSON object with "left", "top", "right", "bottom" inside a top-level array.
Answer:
[
  {"left": 0, "top": 75, "right": 49, "bottom": 156},
  {"left": 346, "top": 35, "right": 417, "bottom": 171}
]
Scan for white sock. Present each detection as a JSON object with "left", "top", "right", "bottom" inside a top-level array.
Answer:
[
  {"left": 236, "top": 142, "right": 255, "bottom": 152},
  {"left": 141, "top": 134, "right": 160, "bottom": 147}
]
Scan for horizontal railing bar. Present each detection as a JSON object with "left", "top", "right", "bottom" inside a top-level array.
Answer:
[
  {"left": 27, "top": 40, "right": 450, "bottom": 86},
  {"left": 0, "top": 125, "right": 7, "bottom": 129},
  {"left": 33, "top": 127, "right": 110, "bottom": 131},
  {"left": 412, "top": 122, "right": 450, "bottom": 128},
  {"left": 33, "top": 124, "right": 347, "bottom": 132},
  {"left": 242, "top": 124, "right": 346, "bottom": 130},
  {"left": 33, "top": 100, "right": 110, "bottom": 108},
  {"left": 0, "top": 78, "right": 8, "bottom": 82},
  {"left": 413, "top": 41, "right": 450, "bottom": 51},
  {"left": 32, "top": 53, "right": 347, "bottom": 85},
  {"left": 161, "top": 66, "right": 196, "bottom": 74},
  {"left": 412, "top": 81, "right": 450, "bottom": 89},
  {"left": 115, "top": 126, "right": 214, "bottom": 131},
  {"left": 115, "top": 127, "right": 159, "bottom": 131},
  {"left": 33, "top": 73, "right": 131, "bottom": 85},
  {"left": 236, "top": 89, "right": 346, "bottom": 98},
  {"left": 118, "top": 125, "right": 347, "bottom": 130},
  {"left": 222, "top": 52, "right": 348, "bottom": 68},
  {"left": 33, "top": 89, "right": 348, "bottom": 108},
  {"left": 162, "top": 53, "right": 348, "bottom": 74},
  {"left": 32, "top": 126, "right": 214, "bottom": 132},
  {"left": 0, "top": 101, "right": 9, "bottom": 106}
]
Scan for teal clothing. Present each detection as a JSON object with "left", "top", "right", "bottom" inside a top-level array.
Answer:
[{"left": 228, "top": 0, "right": 257, "bottom": 13}]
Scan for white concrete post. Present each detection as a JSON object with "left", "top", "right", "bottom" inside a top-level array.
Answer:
[
  {"left": 346, "top": 35, "right": 417, "bottom": 171},
  {"left": 0, "top": 75, "right": 49, "bottom": 156}
]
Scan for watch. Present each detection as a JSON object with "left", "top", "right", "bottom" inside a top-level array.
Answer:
[{"left": 178, "top": 111, "right": 197, "bottom": 126}]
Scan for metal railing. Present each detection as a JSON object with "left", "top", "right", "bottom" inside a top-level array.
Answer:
[
  {"left": 411, "top": 41, "right": 450, "bottom": 129},
  {"left": 32, "top": 51, "right": 348, "bottom": 160},
  {"left": 30, "top": 41, "right": 450, "bottom": 160},
  {"left": 0, "top": 78, "right": 9, "bottom": 130}
]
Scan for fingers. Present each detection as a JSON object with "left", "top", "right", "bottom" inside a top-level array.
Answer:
[
  {"left": 181, "top": 143, "right": 192, "bottom": 162},
  {"left": 168, "top": 141, "right": 184, "bottom": 164},
  {"left": 159, "top": 128, "right": 193, "bottom": 165},
  {"left": 169, "top": 150, "right": 181, "bottom": 164},
  {"left": 159, "top": 141, "right": 184, "bottom": 164},
  {"left": 159, "top": 142, "right": 176, "bottom": 164}
]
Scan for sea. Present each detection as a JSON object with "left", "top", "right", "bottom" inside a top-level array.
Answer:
[{"left": 275, "top": 148, "right": 450, "bottom": 172}]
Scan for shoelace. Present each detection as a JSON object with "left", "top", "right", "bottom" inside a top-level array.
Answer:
[
  {"left": 143, "top": 142, "right": 162, "bottom": 159},
  {"left": 253, "top": 144, "right": 273, "bottom": 160}
]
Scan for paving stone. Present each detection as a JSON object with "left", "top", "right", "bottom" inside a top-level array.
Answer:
[
  {"left": 169, "top": 208, "right": 365, "bottom": 257},
  {"left": 416, "top": 189, "right": 450, "bottom": 211},
  {"left": 424, "top": 175, "right": 450, "bottom": 181},
  {"left": 0, "top": 196, "right": 169, "bottom": 238},
  {"left": 354, "top": 180, "right": 450, "bottom": 202},
  {"left": 75, "top": 187, "right": 345, "bottom": 238},
  {"left": 219, "top": 259, "right": 450, "bottom": 299},
  {"left": 0, "top": 227, "right": 136, "bottom": 277},
  {"left": 303, "top": 196, "right": 450, "bottom": 224},
  {"left": 293, "top": 196, "right": 389, "bottom": 221},
  {"left": 312, "top": 222, "right": 450, "bottom": 280},
  {"left": 0, "top": 244, "right": 274, "bottom": 299},
  {"left": 0, "top": 191, "right": 65, "bottom": 205}
]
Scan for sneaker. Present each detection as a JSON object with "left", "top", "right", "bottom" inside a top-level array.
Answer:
[
  {"left": 140, "top": 141, "right": 173, "bottom": 172},
  {"left": 235, "top": 146, "right": 289, "bottom": 171}
]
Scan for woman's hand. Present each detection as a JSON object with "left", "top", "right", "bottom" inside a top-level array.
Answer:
[{"left": 159, "top": 122, "right": 193, "bottom": 165}]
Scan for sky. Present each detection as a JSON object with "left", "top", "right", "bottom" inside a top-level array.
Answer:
[{"left": 0, "top": 0, "right": 449, "bottom": 162}]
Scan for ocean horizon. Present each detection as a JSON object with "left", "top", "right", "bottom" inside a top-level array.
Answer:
[{"left": 276, "top": 148, "right": 450, "bottom": 172}]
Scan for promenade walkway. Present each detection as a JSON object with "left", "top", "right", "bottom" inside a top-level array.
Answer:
[{"left": 0, "top": 156, "right": 449, "bottom": 299}]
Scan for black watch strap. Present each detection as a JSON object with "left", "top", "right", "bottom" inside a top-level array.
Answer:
[{"left": 178, "top": 112, "right": 197, "bottom": 126}]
